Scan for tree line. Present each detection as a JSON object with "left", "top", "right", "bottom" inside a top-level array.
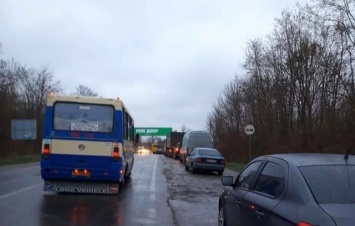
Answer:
[
  {"left": 207, "top": 0, "right": 355, "bottom": 163},
  {"left": 0, "top": 53, "right": 97, "bottom": 156}
]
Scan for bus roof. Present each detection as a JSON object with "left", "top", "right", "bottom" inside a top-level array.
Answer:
[{"left": 46, "top": 95, "right": 127, "bottom": 111}]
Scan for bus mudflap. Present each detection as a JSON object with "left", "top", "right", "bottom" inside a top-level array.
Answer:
[{"left": 43, "top": 180, "right": 119, "bottom": 194}]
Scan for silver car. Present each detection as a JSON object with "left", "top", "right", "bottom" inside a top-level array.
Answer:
[{"left": 185, "top": 147, "right": 225, "bottom": 175}]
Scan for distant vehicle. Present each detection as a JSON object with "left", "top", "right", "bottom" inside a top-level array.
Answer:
[
  {"left": 218, "top": 153, "right": 355, "bottom": 226},
  {"left": 137, "top": 146, "right": 150, "bottom": 155},
  {"left": 174, "top": 142, "right": 182, "bottom": 159},
  {"left": 40, "top": 94, "right": 139, "bottom": 194},
  {"left": 185, "top": 147, "right": 225, "bottom": 175},
  {"left": 151, "top": 143, "right": 158, "bottom": 154},
  {"left": 137, "top": 148, "right": 151, "bottom": 155},
  {"left": 156, "top": 148, "right": 164, "bottom": 154},
  {"left": 165, "top": 131, "right": 185, "bottom": 159},
  {"left": 137, "top": 146, "right": 145, "bottom": 153},
  {"left": 180, "top": 131, "right": 214, "bottom": 163}
]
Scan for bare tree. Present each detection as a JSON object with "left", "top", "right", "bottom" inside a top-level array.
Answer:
[
  {"left": 72, "top": 85, "right": 98, "bottom": 97},
  {"left": 308, "top": 0, "right": 355, "bottom": 103},
  {"left": 181, "top": 124, "right": 191, "bottom": 132},
  {"left": 208, "top": 3, "right": 355, "bottom": 161},
  {"left": 308, "top": 0, "right": 355, "bottom": 45},
  {"left": 0, "top": 57, "right": 62, "bottom": 156},
  {"left": 73, "top": 85, "right": 97, "bottom": 97}
]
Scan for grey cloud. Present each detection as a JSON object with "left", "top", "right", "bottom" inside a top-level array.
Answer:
[{"left": 0, "top": 0, "right": 306, "bottom": 131}]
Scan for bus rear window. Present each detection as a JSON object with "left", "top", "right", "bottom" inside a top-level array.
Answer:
[{"left": 53, "top": 102, "right": 114, "bottom": 133}]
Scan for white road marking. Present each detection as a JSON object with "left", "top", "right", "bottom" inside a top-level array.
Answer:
[
  {"left": 149, "top": 157, "right": 157, "bottom": 218},
  {"left": 0, "top": 183, "right": 42, "bottom": 200},
  {"left": 150, "top": 157, "right": 157, "bottom": 193}
]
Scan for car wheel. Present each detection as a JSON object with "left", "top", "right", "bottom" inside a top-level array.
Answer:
[
  {"left": 218, "top": 170, "right": 224, "bottom": 176},
  {"left": 218, "top": 204, "right": 226, "bottom": 226},
  {"left": 191, "top": 164, "right": 197, "bottom": 174},
  {"left": 185, "top": 162, "right": 189, "bottom": 170}
]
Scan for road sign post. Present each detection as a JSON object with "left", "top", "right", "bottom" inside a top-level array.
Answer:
[{"left": 244, "top": 124, "right": 255, "bottom": 162}]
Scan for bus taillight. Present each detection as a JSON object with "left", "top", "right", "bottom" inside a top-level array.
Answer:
[
  {"left": 43, "top": 144, "right": 50, "bottom": 158},
  {"left": 113, "top": 147, "right": 119, "bottom": 161}
]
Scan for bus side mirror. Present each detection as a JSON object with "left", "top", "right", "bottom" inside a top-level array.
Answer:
[{"left": 135, "top": 134, "right": 140, "bottom": 144}]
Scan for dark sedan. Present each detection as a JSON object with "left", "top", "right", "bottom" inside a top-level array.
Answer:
[
  {"left": 218, "top": 153, "right": 355, "bottom": 226},
  {"left": 185, "top": 147, "right": 225, "bottom": 175}
]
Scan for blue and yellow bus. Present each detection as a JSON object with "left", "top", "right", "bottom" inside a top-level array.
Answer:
[{"left": 40, "top": 94, "right": 139, "bottom": 194}]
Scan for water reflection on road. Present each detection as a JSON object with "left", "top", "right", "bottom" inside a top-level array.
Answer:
[
  {"left": 40, "top": 192, "right": 124, "bottom": 226},
  {"left": 0, "top": 153, "right": 234, "bottom": 226}
]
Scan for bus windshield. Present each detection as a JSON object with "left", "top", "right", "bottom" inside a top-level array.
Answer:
[{"left": 53, "top": 102, "right": 114, "bottom": 133}]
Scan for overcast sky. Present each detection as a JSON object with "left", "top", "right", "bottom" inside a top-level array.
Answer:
[{"left": 0, "top": 0, "right": 306, "bottom": 132}]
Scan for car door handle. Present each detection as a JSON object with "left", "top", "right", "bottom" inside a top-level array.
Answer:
[
  {"left": 235, "top": 200, "right": 242, "bottom": 205},
  {"left": 255, "top": 210, "right": 265, "bottom": 218}
]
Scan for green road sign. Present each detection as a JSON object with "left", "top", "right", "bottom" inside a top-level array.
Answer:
[{"left": 134, "top": 127, "right": 172, "bottom": 136}]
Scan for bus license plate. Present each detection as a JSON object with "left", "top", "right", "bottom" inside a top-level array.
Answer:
[{"left": 72, "top": 170, "right": 91, "bottom": 177}]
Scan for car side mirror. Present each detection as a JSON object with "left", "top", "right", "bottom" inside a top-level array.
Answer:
[{"left": 221, "top": 176, "right": 234, "bottom": 186}]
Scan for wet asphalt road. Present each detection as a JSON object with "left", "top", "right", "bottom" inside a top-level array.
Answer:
[{"left": 0, "top": 153, "right": 238, "bottom": 226}]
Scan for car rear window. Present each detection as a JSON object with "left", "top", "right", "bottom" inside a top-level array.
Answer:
[
  {"left": 190, "top": 136, "right": 213, "bottom": 148},
  {"left": 53, "top": 102, "right": 114, "bottom": 133},
  {"left": 299, "top": 165, "right": 355, "bottom": 204},
  {"left": 198, "top": 149, "right": 221, "bottom": 156}
]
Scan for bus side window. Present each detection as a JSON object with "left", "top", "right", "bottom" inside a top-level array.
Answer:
[
  {"left": 123, "top": 108, "right": 134, "bottom": 141},
  {"left": 123, "top": 108, "right": 127, "bottom": 140},
  {"left": 131, "top": 123, "right": 134, "bottom": 141},
  {"left": 128, "top": 116, "right": 133, "bottom": 141}
]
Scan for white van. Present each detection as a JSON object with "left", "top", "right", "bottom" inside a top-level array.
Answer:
[{"left": 179, "top": 131, "right": 214, "bottom": 163}]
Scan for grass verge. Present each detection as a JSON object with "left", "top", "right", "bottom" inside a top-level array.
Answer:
[
  {"left": 226, "top": 162, "right": 246, "bottom": 172},
  {"left": 0, "top": 154, "right": 40, "bottom": 167}
]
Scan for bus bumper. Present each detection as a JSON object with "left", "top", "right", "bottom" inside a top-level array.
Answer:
[{"left": 43, "top": 180, "right": 119, "bottom": 194}]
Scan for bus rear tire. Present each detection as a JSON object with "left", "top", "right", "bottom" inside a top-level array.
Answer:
[
  {"left": 119, "top": 167, "right": 128, "bottom": 189},
  {"left": 119, "top": 175, "right": 125, "bottom": 189}
]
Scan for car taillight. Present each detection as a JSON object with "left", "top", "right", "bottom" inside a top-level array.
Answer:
[
  {"left": 296, "top": 222, "right": 314, "bottom": 226},
  {"left": 43, "top": 144, "right": 50, "bottom": 158},
  {"left": 197, "top": 158, "right": 202, "bottom": 163},
  {"left": 221, "top": 159, "right": 226, "bottom": 165},
  {"left": 113, "top": 143, "right": 119, "bottom": 161}
]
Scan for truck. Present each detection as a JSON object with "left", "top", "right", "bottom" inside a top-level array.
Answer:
[
  {"left": 151, "top": 143, "right": 158, "bottom": 154},
  {"left": 165, "top": 132, "right": 185, "bottom": 159}
]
